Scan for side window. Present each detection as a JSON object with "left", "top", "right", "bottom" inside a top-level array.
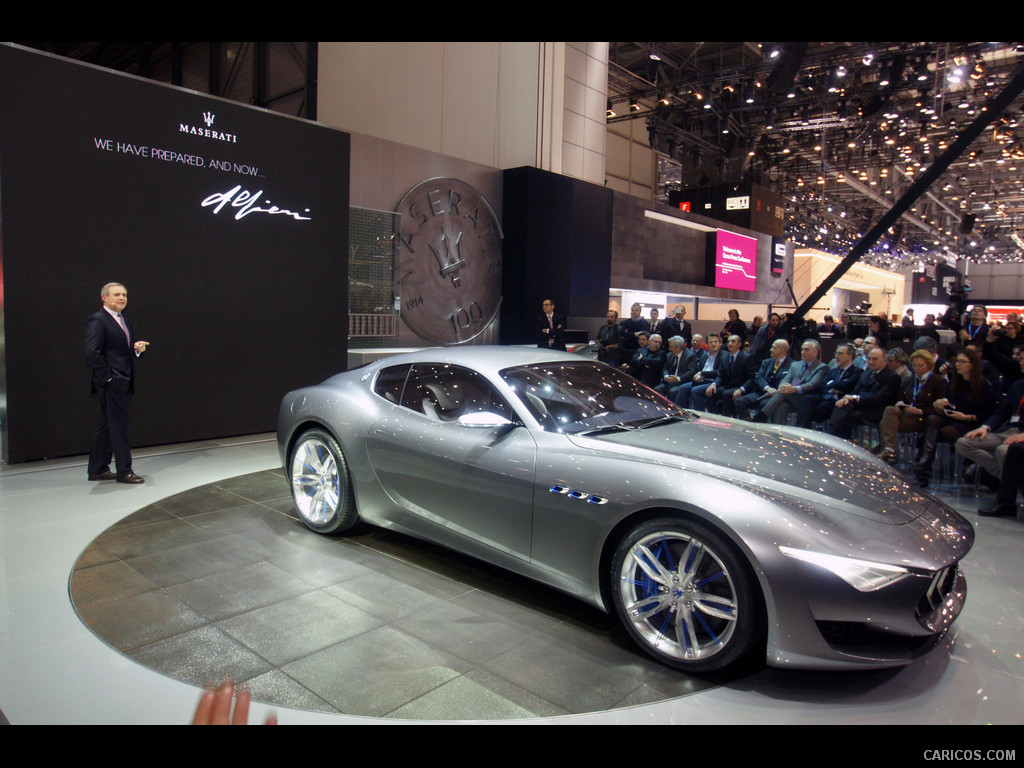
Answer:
[
  {"left": 401, "top": 364, "right": 514, "bottom": 422},
  {"left": 373, "top": 364, "right": 410, "bottom": 404}
]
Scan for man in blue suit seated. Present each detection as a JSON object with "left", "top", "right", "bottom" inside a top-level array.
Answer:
[
  {"left": 699, "top": 334, "right": 755, "bottom": 417},
  {"left": 734, "top": 339, "right": 792, "bottom": 420},
  {"left": 795, "top": 343, "right": 861, "bottom": 428},
  {"left": 675, "top": 334, "right": 722, "bottom": 409},
  {"left": 827, "top": 347, "right": 901, "bottom": 439}
]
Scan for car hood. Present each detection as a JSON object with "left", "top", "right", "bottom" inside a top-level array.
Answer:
[{"left": 569, "top": 415, "right": 938, "bottom": 525}]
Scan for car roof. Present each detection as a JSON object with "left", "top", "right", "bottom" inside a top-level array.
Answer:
[{"left": 358, "top": 345, "right": 582, "bottom": 378}]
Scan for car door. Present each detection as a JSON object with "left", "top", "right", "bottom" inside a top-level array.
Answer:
[{"left": 366, "top": 363, "right": 537, "bottom": 560}]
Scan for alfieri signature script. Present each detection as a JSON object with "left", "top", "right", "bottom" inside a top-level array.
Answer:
[{"left": 201, "top": 185, "right": 311, "bottom": 221}]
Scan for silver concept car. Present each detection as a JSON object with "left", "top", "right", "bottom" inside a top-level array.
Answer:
[{"left": 277, "top": 346, "right": 973, "bottom": 673}]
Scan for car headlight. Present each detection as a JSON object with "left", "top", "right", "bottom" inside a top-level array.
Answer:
[{"left": 778, "top": 546, "right": 910, "bottom": 591}]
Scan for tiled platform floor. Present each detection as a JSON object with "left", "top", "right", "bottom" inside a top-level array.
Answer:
[{"left": 70, "top": 469, "right": 714, "bottom": 719}]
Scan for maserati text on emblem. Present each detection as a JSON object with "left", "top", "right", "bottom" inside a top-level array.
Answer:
[{"left": 395, "top": 178, "right": 503, "bottom": 345}]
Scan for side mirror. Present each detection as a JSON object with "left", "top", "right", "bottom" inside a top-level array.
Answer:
[{"left": 457, "top": 412, "right": 516, "bottom": 429}]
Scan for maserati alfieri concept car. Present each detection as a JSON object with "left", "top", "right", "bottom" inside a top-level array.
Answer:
[{"left": 277, "top": 346, "right": 972, "bottom": 672}]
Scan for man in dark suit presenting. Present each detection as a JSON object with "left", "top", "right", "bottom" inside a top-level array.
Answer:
[
  {"left": 85, "top": 282, "right": 150, "bottom": 484},
  {"left": 537, "top": 299, "right": 566, "bottom": 351}
]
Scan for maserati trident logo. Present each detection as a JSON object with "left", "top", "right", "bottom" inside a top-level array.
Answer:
[{"left": 180, "top": 110, "right": 237, "bottom": 143}]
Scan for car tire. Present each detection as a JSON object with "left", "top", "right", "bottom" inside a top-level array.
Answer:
[
  {"left": 288, "top": 429, "right": 358, "bottom": 534},
  {"left": 611, "top": 517, "right": 765, "bottom": 673}
]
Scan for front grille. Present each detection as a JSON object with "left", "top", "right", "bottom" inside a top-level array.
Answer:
[
  {"left": 917, "top": 564, "right": 958, "bottom": 617},
  {"left": 816, "top": 621, "right": 932, "bottom": 656}
]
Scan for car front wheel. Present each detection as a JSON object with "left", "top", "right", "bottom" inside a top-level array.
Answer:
[
  {"left": 288, "top": 429, "right": 357, "bottom": 534},
  {"left": 611, "top": 518, "right": 764, "bottom": 673}
]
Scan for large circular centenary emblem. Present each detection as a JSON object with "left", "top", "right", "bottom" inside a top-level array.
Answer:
[{"left": 395, "top": 177, "right": 503, "bottom": 345}]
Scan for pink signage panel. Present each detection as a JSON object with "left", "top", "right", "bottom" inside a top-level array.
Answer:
[{"left": 715, "top": 230, "right": 757, "bottom": 291}]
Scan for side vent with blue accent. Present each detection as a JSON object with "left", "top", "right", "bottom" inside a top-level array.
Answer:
[{"left": 548, "top": 486, "right": 608, "bottom": 504}]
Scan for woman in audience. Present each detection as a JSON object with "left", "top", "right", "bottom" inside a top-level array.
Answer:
[
  {"left": 878, "top": 350, "right": 946, "bottom": 465},
  {"left": 911, "top": 347, "right": 994, "bottom": 486}
]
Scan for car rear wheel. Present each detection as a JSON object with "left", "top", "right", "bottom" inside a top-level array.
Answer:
[
  {"left": 288, "top": 429, "right": 357, "bottom": 534},
  {"left": 611, "top": 518, "right": 764, "bottom": 673}
]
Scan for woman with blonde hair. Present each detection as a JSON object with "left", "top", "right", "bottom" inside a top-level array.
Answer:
[{"left": 879, "top": 349, "right": 946, "bottom": 464}]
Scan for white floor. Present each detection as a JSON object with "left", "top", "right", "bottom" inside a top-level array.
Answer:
[{"left": 1, "top": 434, "right": 1022, "bottom": 725}]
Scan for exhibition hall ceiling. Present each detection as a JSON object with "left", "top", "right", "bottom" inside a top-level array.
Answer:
[
  {"left": 19, "top": 42, "right": 315, "bottom": 118},
  {"left": 608, "top": 42, "right": 1024, "bottom": 269},
  {"left": 22, "top": 42, "right": 1024, "bottom": 269}
]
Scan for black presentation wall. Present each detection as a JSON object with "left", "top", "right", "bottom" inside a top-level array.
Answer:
[
  {"left": 0, "top": 45, "right": 350, "bottom": 463},
  {"left": 501, "top": 166, "right": 613, "bottom": 345}
]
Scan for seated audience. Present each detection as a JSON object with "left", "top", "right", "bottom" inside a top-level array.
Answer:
[
  {"left": 620, "top": 331, "right": 649, "bottom": 377},
  {"left": 851, "top": 338, "right": 867, "bottom": 369},
  {"left": 795, "top": 343, "right": 860, "bottom": 428},
  {"left": 878, "top": 350, "right": 946, "bottom": 464},
  {"left": 698, "top": 334, "right": 755, "bottom": 416},
  {"left": 654, "top": 336, "right": 691, "bottom": 400},
  {"left": 634, "top": 333, "right": 666, "bottom": 388},
  {"left": 758, "top": 340, "right": 828, "bottom": 425},
  {"left": 912, "top": 347, "right": 994, "bottom": 487},
  {"left": 886, "top": 347, "right": 913, "bottom": 386},
  {"left": 965, "top": 339, "right": 1002, "bottom": 393},
  {"left": 735, "top": 339, "right": 791, "bottom": 420},
  {"left": 675, "top": 334, "right": 723, "bottom": 408},
  {"left": 827, "top": 347, "right": 901, "bottom": 440},
  {"left": 977, "top": 442, "right": 1024, "bottom": 517},
  {"left": 956, "top": 346, "right": 1024, "bottom": 490}
]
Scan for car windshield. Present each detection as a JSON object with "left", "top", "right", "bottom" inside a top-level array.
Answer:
[{"left": 500, "top": 361, "right": 687, "bottom": 434}]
